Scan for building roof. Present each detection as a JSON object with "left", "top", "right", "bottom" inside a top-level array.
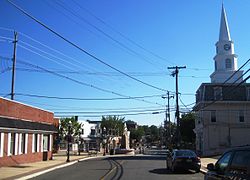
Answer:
[
  {"left": 196, "top": 83, "right": 250, "bottom": 93},
  {"left": 0, "top": 116, "right": 57, "bottom": 133}
]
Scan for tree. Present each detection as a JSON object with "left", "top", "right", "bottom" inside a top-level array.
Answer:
[
  {"left": 150, "top": 125, "right": 160, "bottom": 142},
  {"left": 140, "top": 125, "right": 161, "bottom": 146},
  {"left": 59, "top": 117, "right": 81, "bottom": 142},
  {"left": 101, "top": 116, "right": 124, "bottom": 136},
  {"left": 180, "top": 112, "right": 196, "bottom": 144},
  {"left": 130, "top": 126, "right": 145, "bottom": 142}
]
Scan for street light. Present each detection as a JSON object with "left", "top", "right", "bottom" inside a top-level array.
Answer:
[
  {"left": 78, "top": 131, "right": 81, "bottom": 156},
  {"left": 66, "top": 121, "right": 72, "bottom": 162},
  {"left": 102, "top": 127, "right": 107, "bottom": 156},
  {"left": 78, "top": 124, "right": 84, "bottom": 156}
]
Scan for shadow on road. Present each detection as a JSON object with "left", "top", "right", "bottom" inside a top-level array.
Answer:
[
  {"left": 149, "top": 168, "right": 195, "bottom": 175},
  {"left": 101, "top": 155, "right": 166, "bottom": 161}
]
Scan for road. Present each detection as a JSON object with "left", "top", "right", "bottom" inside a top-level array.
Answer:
[{"left": 31, "top": 155, "right": 204, "bottom": 180}]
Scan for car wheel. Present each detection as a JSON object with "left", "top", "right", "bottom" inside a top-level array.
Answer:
[
  {"left": 166, "top": 161, "right": 169, "bottom": 170},
  {"left": 171, "top": 165, "right": 176, "bottom": 172},
  {"left": 195, "top": 168, "right": 200, "bottom": 173}
]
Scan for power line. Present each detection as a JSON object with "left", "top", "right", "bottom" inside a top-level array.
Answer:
[
  {"left": 7, "top": 0, "right": 166, "bottom": 92},
  {"left": 14, "top": 67, "right": 170, "bottom": 76},
  {"left": 186, "top": 68, "right": 211, "bottom": 71},
  {"left": 54, "top": 108, "right": 165, "bottom": 115},
  {"left": 179, "top": 96, "right": 192, "bottom": 112},
  {"left": 17, "top": 34, "right": 127, "bottom": 87},
  {"left": 53, "top": 0, "right": 165, "bottom": 72},
  {"left": 71, "top": 0, "right": 175, "bottom": 66},
  {"left": 18, "top": 43, "right": 77, "bottom": 72},
  {"left": 55, "top": 111, "right": 166, "bottom": 118},
  {"left": 19, "top": 40, "right": 80, "bottom": 71},
  {"left": 15, "top": 92, "right": 163, "bottom": 101},
  {"left": 17, "top": 42, "right": 129, "bottom": 88},
  {"left": 10, "top": 66, "right": 210, "bottom": 79},
  {"left": 15, "top": 98, "right": 165, "bottom": 111},
  {"left": 0, "top": 55, "right": 197, "bottom": 97},
  {"left": 16, "top": 59, "right": 164, "bottom": 106},
  {"left": 0, "top": 36, "right": 13, "bottom": 43},
  {"left": 0, "top": 27, "right": 14, "bottom": 32},
  {"left": 19, "top": 32, "right": 104, "bottom": 74}
]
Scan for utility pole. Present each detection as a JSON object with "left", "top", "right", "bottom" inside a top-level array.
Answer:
[
  {"left": 162, "top": 91, "right": 174, "bottom": 148},
  {"left": 168, "top": 66, "right": 186, "bottom": 147},
  {"left": 11, "top": 31, "right": 18, "bottom": 100},
  {"left": 167, "top": 91, "right": 174, "bottom": 147}
]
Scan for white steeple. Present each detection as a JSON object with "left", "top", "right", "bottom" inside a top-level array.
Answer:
[
  {"left": 219, "top": 4, "right": 231, "bottom": 41},
  {"left": 210, "top": 5, "right": 243, "bottom": 84}
]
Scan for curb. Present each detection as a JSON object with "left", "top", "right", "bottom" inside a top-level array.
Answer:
[{"left": 16, "top": 161, "right": 78, "bottom": 180}]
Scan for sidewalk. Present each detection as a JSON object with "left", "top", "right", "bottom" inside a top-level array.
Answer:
[
  {"left": 200, "top": 156, "right": 220, "bottom": 174},
  {"left": 0, "top": 152, "right": 97, "bottom": 180}
]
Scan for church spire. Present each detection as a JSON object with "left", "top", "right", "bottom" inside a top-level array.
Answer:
[
  {"left": 219, "top": 4, "right": 231, "bottom": 41},
  {"left": 210, "top": 4, "right": 244, "bottom": 83}
]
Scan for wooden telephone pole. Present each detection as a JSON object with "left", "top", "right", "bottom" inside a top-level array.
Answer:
[
  {"left": 11, "top": 31, "right": 18, "bottom": 100},
  {"left": 168, "top": 66, "right": 186, "bottom": 147},
  {"left": 162, "top": 91, "right": 174, "bottom": 148}
]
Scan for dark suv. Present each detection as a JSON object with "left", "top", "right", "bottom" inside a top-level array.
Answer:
[{"left": 204, "top": 146, "right": 250, "bottom": 180}]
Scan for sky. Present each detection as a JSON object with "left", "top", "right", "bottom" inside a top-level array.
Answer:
[{"left": 0, "top": 0, "right": 250, "bottom": 126}]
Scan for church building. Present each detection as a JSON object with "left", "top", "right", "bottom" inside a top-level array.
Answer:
[{"left": 193, "top": 5, "right": 250, "bottom": 156}]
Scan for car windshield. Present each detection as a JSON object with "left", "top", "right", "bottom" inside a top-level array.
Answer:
[{"left": 175, "top": 150, "right": 196, "bottom": 157}]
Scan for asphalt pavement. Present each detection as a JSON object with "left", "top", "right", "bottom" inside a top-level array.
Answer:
[
  {"left": 28, "top": 155, "right": 204, "bottom": 180},
  {"left": 0, "top": 153, "right": 218, "bottom": 180}
]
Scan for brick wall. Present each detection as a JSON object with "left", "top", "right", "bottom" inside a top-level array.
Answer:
[
  {"left": 0, "top": 97, "right": 55, "bottom": 167},
  {"left": 0, "top": 97, "right": 54, "bottom": 124}
]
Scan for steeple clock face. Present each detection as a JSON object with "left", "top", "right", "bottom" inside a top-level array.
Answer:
[{"left": 224, "top": 44, "right": 231, "bottom": 51}]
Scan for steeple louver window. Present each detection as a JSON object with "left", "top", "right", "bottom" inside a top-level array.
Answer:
[{"left": 225, "top": 59, "right": 232, "bottom": 69}]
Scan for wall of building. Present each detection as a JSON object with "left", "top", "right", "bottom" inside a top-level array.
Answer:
[
  {"left": 0, "top": 97, "right": 55, "bottom": 167},
  {"left": 0, "top": 133, "right": 53, "bottom": 167},
  {"left": 195, "top": 102, "right": 250, "bottom": 156},
  {"left": 0, "top": 97, "right": 53, "bottom": 124}
]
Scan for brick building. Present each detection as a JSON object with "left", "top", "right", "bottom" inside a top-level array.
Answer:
[{"left": 0, "top": 97, "right": 57, "bottom": 167}]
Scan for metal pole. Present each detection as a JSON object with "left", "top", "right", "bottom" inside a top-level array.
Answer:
[
  {"left": 78, "top": 132, "right": 81, "bottom": 156},
  {"left": 11, "top": 32, "right": 18, "bottom": 100},
  {"left": 167, "top": 91, "right": 171, "bottom": 148},
  {"left": 66, "top": 124, "right": 71, "bottom": 162},
  {"left": 167, "top": 91, "right": 171, "bottom": 129}
]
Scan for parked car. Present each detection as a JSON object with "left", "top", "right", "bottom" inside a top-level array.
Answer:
[
  {"left": 166, "top": 149, "right": 201, "bottom": 173},
  {"left": 204, "top": 146, "right": 250, "bottom": 180}
]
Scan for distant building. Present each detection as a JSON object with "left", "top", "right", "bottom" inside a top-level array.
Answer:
[
  {"left": 193, "top": 5, "right": 250, "bottom": 156},
  {"left": 81, "top": 120, "right": 102, "bottom": 151},
  {"left": 0, "top": 97, "right": 57, "bottom": 167},
  {"left": 80, "top": 120, "right": 122, "bottom": 153}
]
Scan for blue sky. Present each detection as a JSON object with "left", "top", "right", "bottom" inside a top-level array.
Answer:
[{"left": 0, "top": 0, "right": 249, "bottom": 126}]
